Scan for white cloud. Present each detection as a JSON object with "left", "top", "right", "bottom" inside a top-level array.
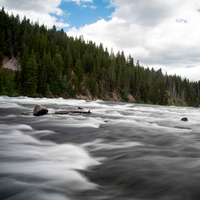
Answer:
[
  {"left": 89, "top": 5, "right": 97, "bottom": 9},
  {"left": 64, "top": 0, "right": 93, "bottom": 6},
  {"left": 0, "top": 0, "right": 69, "bottom": 28},
  {"left": 67, "top": 0, "right": 200, "bottom": 81},
  {"left": 110, "top": 0, "right": 182, "bottom": 26},
  {"left": 82, "top": 4, "right": 96, "bottom": 9},
  {"left": 168, "top": 66, "right": 200, "bottom": 82}
]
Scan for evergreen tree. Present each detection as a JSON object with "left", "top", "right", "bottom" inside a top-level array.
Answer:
[
  {"left": 140, "top": 80, "right": 147, "bottom": 102},
  {"left": 94, "top": 82, "right": 99, "bottom": 97},
  {"left": 159, "top": 80, "right": 168, "bottom": 105},
  {"left": 39, "top": 51, "right": 51, "bottom": 94},
  {"left": 20, "top": 47, "right": 29, "bottom": 91},
  {"left": 22, "top": 51, "right": 37, "bottom": 96},
  {"left": 0, "top": 30, "right": 5, "bottom": 53},
  {"left": 64, "top": 43, "right": 73, "bottom": 78},
  {"left": 96, "top": 59, "right": 101, "bottom": 81},
  {"left": 0, "top": 70, "right": 3, "bottom": 93},
  {"left": 13, "top": 42, "right": 18, "bottom": 57},
  {"left": 74, "top": 75, "right": 79, "bottom": 93},
  {"left": 0, "top": 51, "right": 3, "bottom": 67},
  {"left": 52, "top": 53, "right": 63, "bottom": 79},
  {"left": 68, "top": 82, "right": 73, "bottom": 97},
  {"left": 117, "top": 63, "right": 123, "bottom": 91},
  {"left": 75, "top": 58, "right": 83, "bottom": 82},
  {"left": 152, "top": 79, "right": 159, "bottom": 104},
  {"left": 108, "top": 59, "right": 116, "bottom": 92}
]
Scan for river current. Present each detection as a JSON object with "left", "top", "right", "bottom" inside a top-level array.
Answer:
[{"left": 0, "top": 96, "right": 200, "bottom": 200}]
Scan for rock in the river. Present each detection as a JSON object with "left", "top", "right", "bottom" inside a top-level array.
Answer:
[
  {"left": 181, "top": 117, "right": 188, "bottom": 121},
  {"left": 22, "top": 112, "right": 28, "bottom": 115},
  {"left": 33, "top": 104, "right": 48, "bottom": 116}
]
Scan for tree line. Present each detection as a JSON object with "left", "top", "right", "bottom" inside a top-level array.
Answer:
[{"left": 0, "top": 7, "right": 199, "bottom": 106}]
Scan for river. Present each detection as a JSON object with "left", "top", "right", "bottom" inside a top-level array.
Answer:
[{"left": 0, "top": 96, "right": 200, "bottom": 200}]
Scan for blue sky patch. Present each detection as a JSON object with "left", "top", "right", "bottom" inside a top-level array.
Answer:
[
  {"left": 53, "top": 0, "right": 115, "bottom": 30},
  {"left": 176, "top": 18, "right": 187, "bottom": 23},
  {"left": 185, "top": 65, "right": 195, "bottom": 68}
]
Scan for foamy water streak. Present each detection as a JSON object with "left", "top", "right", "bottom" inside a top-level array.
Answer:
[{"left": 0, "top": 122, "right": 100, "bottom": 200}]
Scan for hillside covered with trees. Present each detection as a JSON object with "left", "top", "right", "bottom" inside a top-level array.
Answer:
[{"left": 0, "top": 7, "right": 199, "bottom": 107}]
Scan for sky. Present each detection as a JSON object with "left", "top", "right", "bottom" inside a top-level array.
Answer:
[{"left": 1, "top": 0, "right": 200, "bottom": 81}]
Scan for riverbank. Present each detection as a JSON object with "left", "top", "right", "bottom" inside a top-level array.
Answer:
[{"left": 1, "top": 56, "right": 197, "bottom": 107}]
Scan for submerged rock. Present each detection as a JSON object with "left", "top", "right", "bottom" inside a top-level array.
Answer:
[
  {"left": 21, "top": 112, "right": 28, "bottom": 115},
  {"left": 181, "top": 117, "right": 188, "bottom": 121},
  {"left": 33, "top": 104, "right": 48, "bottom": 116}
]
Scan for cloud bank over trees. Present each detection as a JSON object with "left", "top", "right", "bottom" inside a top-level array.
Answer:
[{"left": 68, "top": 0, "right": 200, "bottom": 81}]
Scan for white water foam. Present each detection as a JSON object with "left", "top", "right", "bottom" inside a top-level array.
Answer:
[
  {"left": 0, "top": 124, "right": 101, "bottom": 199},
  {"left": 82, "top": 138, "right": 144, "bottom": 152}
]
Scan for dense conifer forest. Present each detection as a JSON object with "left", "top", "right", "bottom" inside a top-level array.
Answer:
[{"left": 0, "top": 7, "right": 199, "bottom": 106}]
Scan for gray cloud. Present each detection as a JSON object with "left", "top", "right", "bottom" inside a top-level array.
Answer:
[
  {"left": 110, "top": 0, "right": 182, "bottom": 26},
  {"left": 0, "top": 0, "right": 69, "bottom": 28},
  {"left": 1, "top": 0, "right": 45, "bottom": 12},
  {"left": 0, "top": 0, "right": 63, "bottom": 14},
  {"left": 63, "top": 0, "right": 93, "bottom": 6}
]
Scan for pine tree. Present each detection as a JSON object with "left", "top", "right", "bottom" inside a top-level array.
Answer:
[
  {"left": 75, "top": 58, "right": 83, "bottom": 82},
  {"left": 93, "top": 62, "right": 97, "bottom": 80},
  {"left": 159, "top": 80, "right": 168, "bottom": 105},
  {"left": 73, "top": 38, "right": 80, "bottom": 66},
  {"left": 39, "top": 51, "right": 51, "bottom": 94},
  {"left": 117, "top": 62, "right": 123, "bottom": 92},
  {"left": 67, "top": 82, "right": 73, "bottom": 97},
  {"left": 74, "top": 75, "right": 79, "bottom": 93},
  {"left": 108, "top": 59, "right": 116, "bottom": 92},
  {"left": 0, "top": 30, "right": 5, "bottom": 53},
  {"left": 0, "top": 70, "right": 3, "bottom": 93},
  {"left": 13, "top": 42, "right": 18, "bottom": 57},
  {"left": 140, "top": 80, "right": 147, "bottom": 102},
  {"left": 147, "top": 78, "right": 154, "bottom": 104},
  {"left": 64, "top": 43, "right": 73, "bottom": 79},
  {"left": 20, "top": 47, "right": 29, "bottom": 91},
  {"left": 94, "top": 82, "right": 99, "bottom": 97},
  {"left": 96, "top": 59, "right": 100, "bottom": 81},
  {"left": 52, "top": 53, "right": 63, "bottom": 79},
  {"left": 0, "top": 51, "right": 3, "bottom": 67},
  {"left": 22, "top": 51, "right": 37, "bottom": 96}
]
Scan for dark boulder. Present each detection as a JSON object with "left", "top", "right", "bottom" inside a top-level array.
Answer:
[
  {"left": 33, "top": 104, "right": 48, "bottom": 116},
  {"left": 181, "top": 117, "right": 188, "bottom": 121}
]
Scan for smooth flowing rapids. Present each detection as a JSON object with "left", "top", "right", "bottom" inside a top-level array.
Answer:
[{"left": 1, "top": 96, "right": 200, "bottom": 200}]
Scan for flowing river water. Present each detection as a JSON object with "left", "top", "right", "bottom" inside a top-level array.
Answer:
[{"left": 1, "top": 96, "right": 200, "bottom": 200}]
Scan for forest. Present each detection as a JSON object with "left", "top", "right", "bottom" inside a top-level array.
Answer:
[{"left": 0, "top": 7, "right": 199, "bottom": 107}]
